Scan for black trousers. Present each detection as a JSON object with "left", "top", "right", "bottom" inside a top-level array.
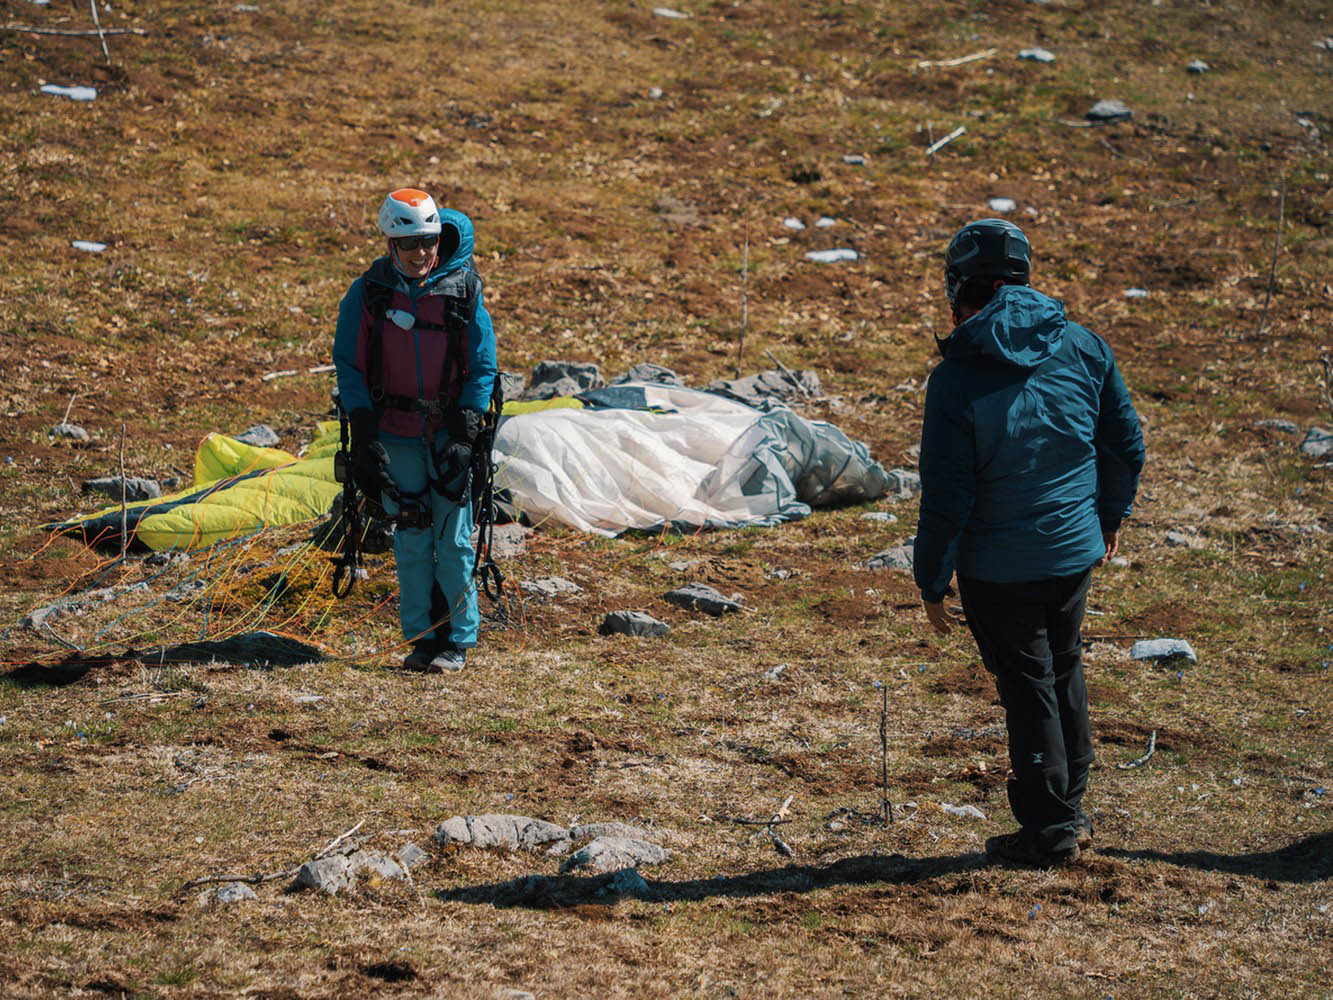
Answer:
[{"left": 958, "top": 567, "right": 1095, "bottom": 853}]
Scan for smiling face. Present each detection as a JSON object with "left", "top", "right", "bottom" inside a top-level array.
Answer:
[{"left": 389, "top": 234, "right": 438, "bottom": 279}]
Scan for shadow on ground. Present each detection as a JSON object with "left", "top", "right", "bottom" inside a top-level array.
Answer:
[
  {"left": 1104, "top": 831, "right": 1333, "bottom": 883},
  {"left": 437, "top": 852, "right": 984, "bottom": 909},
  {"left": 1, "top": 655, "right": 118, "bottom": 688}
]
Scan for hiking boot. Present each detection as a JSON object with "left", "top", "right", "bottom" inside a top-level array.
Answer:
[
  {"left": 985, "top": 830, "right": 1079, "bottom": 868},
  {"left": 1074, "top": 817, "right": 1094, "bottom": 852},
  {"left": 401, "top": 639, "right": 439, "bottom": 673},
  {"left": 428, "top": 646, "right": 466, "bottom": 672}
]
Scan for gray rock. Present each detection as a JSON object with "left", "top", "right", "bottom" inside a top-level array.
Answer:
[
  {"left": 290, "top": 693, "right": 324, "bottom": 707},
  {"left": 1130, "top": 638, "right": 1198, "bottom": 664},
  {"left": 1165, "top": 530, "right": 1198, "bottom": 547},
  {"left": 570, "top": 822, "right": 659, "bottom": 843},
  {"left": 610, "top": 363, "right": 685, "bottom": 387},
  {"left": 82, "top": 476, "right": 162, "bottom": 503},
  {"left": 499, "top": 370, "right": 527, "bottom": 402},
  {"left": 598, "top": 611, "right": 671, "bottom": 638},
  {"left": 1110, "top": 555, "right": 1130, "bottom": 568},
  {"left": 1018, "top": 47, "right": 1056, "bottom": 63},
  {"left": 1186, "top": 59, "right": 1210, "bottom": 74},
  {"left": 663, "top": 582, "right": 742, "bottom": 617},
  {"left": 199, "top": 882, "right": 258, "bottom": 906},
  {"left": 519, "top": 375, "right": 582, "bottom": 401},
  {"left": 474, "top": 522, "right": 529, "bottom": 560},
  {"left": 530, "top": 360, "right": 602, "bottom": 394},
  {"left": 763, "top": 662, "right": 788, "bottom": 681},
  {"left": 434, "top": 813, "right": 572, "bottom": 852},
  {"left": 705, "top": 369, "right": 822, "bottom": 406},
  {"left": 866, "top": 546, "right": 913, "bottom": 572},
  {"left": 600, "top": 866, "right": 651, "bottom": 898},
  {"left": 295, "top": 854, "right": 354, "bottom": 894},
  {"left": 1087, "top": 99, "right": 1133, "bottom": 122},
  {"left": 861, "top": 511, "right": 898, "bottom": 523},
  {"left": 560, "top": 836, "right": 670, "bottom": 874},
  {"left": 1300, "top": 427, "right": 1333, "bottom": 458},
  {"left": 50, "top": 422, "right": 90, "bottom": 442},
  {"left": 234, "top": 424, "right": 279, "bottom": 448},
  {"left": 887, "top": 468, "right": 921, "bottom": 498},
  {"left": 1254, "top": 419, "right": 1300, "bottom": 435},
  {"left": 347, "top": 849, "right": 404, "bottom": 880},
  {"left": 396, "top": 843, "right": 430, "bottom": 870},
  {"left": 520, "top": 576, "right": 582, "bottom": 599}
]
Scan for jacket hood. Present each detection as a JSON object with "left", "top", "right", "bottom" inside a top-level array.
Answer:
[
  {"left": 373, "top": 207, "right": 477, "bottom": 290},
  {"left": 941, "top": 285, "right": 1067, "bottom": 369}
]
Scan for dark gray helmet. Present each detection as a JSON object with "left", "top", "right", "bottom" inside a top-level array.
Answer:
[{"left": 944, "top": 218, "right": 1030, "bottom": 306}]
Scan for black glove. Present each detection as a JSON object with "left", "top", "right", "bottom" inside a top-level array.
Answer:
[
  {"left": 438, "top": 407, "right": 483, "bottom": 491},
  {"left": 348, "top": 408, "right": 388, "bottom": 498}
]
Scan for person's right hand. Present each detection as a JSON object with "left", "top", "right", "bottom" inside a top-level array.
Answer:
[{"left": 348, "top": 409, "right": 387, "bottom": 499}]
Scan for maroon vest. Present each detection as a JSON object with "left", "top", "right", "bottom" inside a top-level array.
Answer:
[{"left": 354, "top": 257, "right": 480, "bottom": 438}]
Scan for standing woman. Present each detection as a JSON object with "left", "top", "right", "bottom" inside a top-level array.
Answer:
[{"left": 333, "top": 189, "right": 498, "bottom": 672}]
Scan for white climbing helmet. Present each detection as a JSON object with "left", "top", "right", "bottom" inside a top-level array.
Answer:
[{"left": 377, "top": 188, "right": 442, "bottom": 238}]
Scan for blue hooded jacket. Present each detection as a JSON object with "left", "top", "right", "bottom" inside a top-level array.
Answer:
[
  {"left": 913, "top": 285, "right": 1144, "bottom": 601},
  {"left": 333, "top": 207, "right": 498, "bottom": 440}
]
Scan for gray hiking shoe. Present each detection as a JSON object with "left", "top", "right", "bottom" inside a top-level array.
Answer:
[
  {"left": 429, "top": 646, "right": 466, "bottom": 672},
  {"left": 401, "top": 639, "right": 439, "bottom": 673}
]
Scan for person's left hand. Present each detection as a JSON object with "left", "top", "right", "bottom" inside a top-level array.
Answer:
[{"left": 923, "top": 599, "right": 963, "bottom": 636}]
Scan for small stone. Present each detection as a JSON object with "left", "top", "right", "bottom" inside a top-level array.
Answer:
[
  {"left": 782, "top": 217, "right": 806, "bottom": 231},
  {"left": 609, "top": 362, "right": 684, "bottom": 387},
  {"left": 646, "top": 86, "right": 663, "bottom": 99},
  {"left": 988, "top": 197, "right": 1017, "bottom": 213},
  {"left": 290, "top": 693, "right": 324, "bottom": 707},
  {"left": 939, "top": 802, "right": 986, "bottom": 820},
  {"left": 653, "top": 6, "right": 689, "bottom": 17},
  {"left": 295, "top": 854, "right": 354, "bottom": 894},
  {"left": 1017, "top": 47, "right": 1056, "bottom": 63},
  {"left": 1130, "top": 638, "right": 1198, "bottom": 664},
  {"left": 50, "top": 422, "right": 90, "bottom": 442},
  {"left": 348, "top": 849, "right": 404, "bottom": 881},
  {"left": 861, "top": 511, "right": 898, "bottom": 523},
  {"left": 234, "top": 424, "right": 280, "bottom": 448},
  {"left": 866, "top": 546, "right": 913, "bottom": 572},
  {"left": 201, "top": 882, "right": 258, "bottom": 906},
  {"left": 569, "top": 822, "right": 659, "bottom": 843},
  {"left": 71, "top": 240, "right": 107, "bottom": 252},
  {"left": 1186, "top": 59, "right": 1210, "bottom": 74},
  {"left": 1165, "top": 530, "right": 1198, "bottom": 547},
  {"left": 1300, "top": 427, "right": 1333, "bottom": 458},
  {"left": 1254, "top": 419, "right": 1300, "bottom": 435},
  {"left": 395, "top": 843, "right": 429, "bottom": 870},
  {"left": 434, "top": 813, "right": 572, "bottom": 851},
  {"left": 598, "top": 611, "right": 671, "bottom": 638},
  {"left": 815, "top": 216, "right": 837, "bottom": 228},
  {"left": 1087, "top": 99, "right": 1133, "bottom": 122},
  {"left": 528, "top": 359, "right": 602, "bottom": 394},
  {"left": 601, "top": 867, "right": 651, "bottom": 897},
  {"left": 1110, "top": 555, "right": 1130, "bottom": 568},
  {"left": 1124, "top": 288, "right": 1150, "bottom": 299},
  {"left": 763, "top": 662, "right": 788, "bottom": 681},
  {"left": 805, "top": 248, "right": 858, "bottom": 263},
  {"left": 82, "top": 476, "right": 162, "bottom": 503},
  {"left": 887, "top": 468, "right": 921, "bottom": 498},
  {"left": 520, "top": 576, "right": 582, "bottom": 599},
  {"left": 41, "top": 84, "right": 97, "bottom": 102},
  {"left": 663, "top": 582, "right": 741, "bottom": 617},
  {"left": 842, "top": 154, "right": 867, "bottom": 165},
  {"left": 827, "top": 820, "right": 847, "bottom": 832}
]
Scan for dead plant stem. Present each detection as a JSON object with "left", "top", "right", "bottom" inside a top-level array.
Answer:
[
  {"left": 1255, "top": 175, "right": 1285, "bottom": 339},
  {"left": 88, "top": 0, "right": 110, "bottom": 61}
]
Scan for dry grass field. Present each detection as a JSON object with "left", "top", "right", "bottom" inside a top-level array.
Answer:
[{"left": 0, "top": 0, "right": 1330, "bottom": 996}]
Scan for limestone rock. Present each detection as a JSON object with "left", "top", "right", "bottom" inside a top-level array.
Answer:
[
  {"left": 82, "top": 476, "right": 162, "bottom": 503},
  {"left": 234, "top": 424, "right": 279, "bottom": 448},
  {"left": 520, "top": 576, "right": 582, "bottom": 599},
  {"left": 529, "top": 360, "right": 602, "bottom": 395},
  {"left": 433, "top": 813, "right": 572, "bottom": 852},
  {"left": 1130, "top": 638, "right": 1198, "bottom": 664},
  {"left": 570, "top": 822, "right": 658, "bottom": 843},
  {"left": 1087, "top": 99, "right": 1133, "bottom": 122},
  {"left": 1254, "top": 419, "right": 1300, "bottom": 435},
  {"left": 598, "top": 611, "right": 671, "bottom": 638},
  {"left": 295, "top": 854, "right": 354, "bottom": 894},
  {"left": 610, "top": 363, "right": 684, "bottom": 387},
  {"left": 866, "top": 546, "right": 913, "bottom": 572},
  {"left": 199, "top": 882, "right": 258, "bottom": 906},
  {"left": 560, "top": 836, "right": 669, "bottom": 874},
  {"left": 396, "top": 843, "right": 430, "bottom": 870},
  {"left": 887, "top": 468, "right": 921, "bottom": 498},
  {"left": 50, "top": 422, "right": 90, "bottom": 442},
  {"left": 1300, "top": 427, "right": 1333, "bottom": 458},
  {"left": 1018, "top": 47, "right": 1055, "bottom": 63},
  {"left": 663, "top": 582, "right": 741, "bottom": 617}
]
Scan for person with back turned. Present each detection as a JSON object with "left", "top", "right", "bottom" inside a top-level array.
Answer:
[{"left": 913, "top": 219, "right": 1145, "bottom": 867}]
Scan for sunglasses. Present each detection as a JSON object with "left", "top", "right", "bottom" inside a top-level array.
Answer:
[{"left": 393, "top": 234, "right": 438, "bottom": 251}]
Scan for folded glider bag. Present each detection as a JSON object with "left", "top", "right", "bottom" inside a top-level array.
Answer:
[{"left": 49, "top": 386, "right": 891, "bottom": 550}]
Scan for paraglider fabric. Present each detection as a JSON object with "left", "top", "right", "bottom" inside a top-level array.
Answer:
[{"left": 48, "top": 385, "right": 892, "bottom": 551}]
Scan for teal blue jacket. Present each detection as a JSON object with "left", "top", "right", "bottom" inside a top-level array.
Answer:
[
  {"left": 913, "top": 286, "right": 1144, "bottom": 601},
  {"left": 333, "top": 207, "right": 497, "bottom": 440}
]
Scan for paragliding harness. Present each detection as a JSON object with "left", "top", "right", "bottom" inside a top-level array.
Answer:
[{"left": 330, "top": 262, "right": 504, "bottom": 602}]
